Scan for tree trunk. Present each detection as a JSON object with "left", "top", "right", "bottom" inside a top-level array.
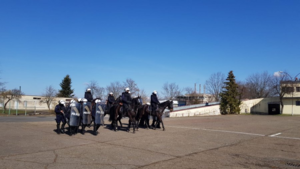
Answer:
[
  {"left": 280, "top": 102, "right": 284, "bottom": 114},
  {"left": 4, "top": 99, "right": 12, "bottom": 110},
  {"left": 47, "top": 101, "right": 51, "bottom": 110}
]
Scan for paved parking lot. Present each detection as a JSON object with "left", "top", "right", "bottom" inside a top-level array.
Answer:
[{"left": 0, "top": 115, "right": 300, "bottom": 169}]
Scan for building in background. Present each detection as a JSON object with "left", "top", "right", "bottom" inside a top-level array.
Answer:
[
  {"left": 0, "top": 95, "right": 72, "bottom": 112},
  {"left": 176, "top": 93, "right": 215, "bottom": 106},
  {"left": 280, "top": 80, "right": 300, "bottom": 115}
]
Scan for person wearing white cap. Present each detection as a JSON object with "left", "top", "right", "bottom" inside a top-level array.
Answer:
[
  {"left": 54, "top": 100, "right": 67, "bottom": 134},
  {"left": 107, "top": 92, "right": 115, "bottom": 112},
  {"left": 150, "top": 90, "right": 160, "bottom": 128},
  {"left": 84, "top": 88, "right": 93, "bottom": 103},
  {"left": 121, "top": 87, "right": 132, "bottom": 116}
]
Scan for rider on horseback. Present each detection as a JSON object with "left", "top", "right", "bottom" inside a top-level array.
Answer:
[
  {"left": 121, "top": 88, "right": 132, "bottom": 116},
  {"left": 151, "top": 90, "right": 159, "bottom": 116},
  {"left": 84, "top": 88, "right": 93, "bottom": 113},
  {"left": 107, "top": 92, "right": 115, "bottom": 111},
  {"left": 151, "top": 90, "right": 161, "bottom": 128}
]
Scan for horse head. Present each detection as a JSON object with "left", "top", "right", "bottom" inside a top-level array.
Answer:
[
  {"left": 168, "top": 100, "right": 174, "bottom": 112},
  {"left": 132, "top": 96, "right": 142, "bottom": 108}
]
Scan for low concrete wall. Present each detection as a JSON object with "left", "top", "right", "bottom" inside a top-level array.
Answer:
[
  {"left": 170, "top": 105, "right": 220, "bottom": 117},
  {"left": 169, "top": 98, "right": 280, "bottom": 117}
]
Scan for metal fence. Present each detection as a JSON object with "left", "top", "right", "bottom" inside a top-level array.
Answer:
[{"left": 0, "top": 99, "right": 48, "bottom": 116}]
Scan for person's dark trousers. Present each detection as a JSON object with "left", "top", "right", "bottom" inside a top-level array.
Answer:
[{"left": 56, "top": 123, "right": 61, "bottom": 134}]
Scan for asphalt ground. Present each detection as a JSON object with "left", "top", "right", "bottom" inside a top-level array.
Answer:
[{"left": 0, "top": 115, "right": 300, "bottom": 169}]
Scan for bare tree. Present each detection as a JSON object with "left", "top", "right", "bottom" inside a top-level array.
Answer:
[
  {"left": 0, "top": 74, "right": 5, "bottom": 93},
  {"left": 106, "top": 81, "right": 124, "bottom": 98},
  {"left": 245, "top": 71, "right": 274, "bottom": 99},
  {"left": 184, "top": 87, "right": 194, "bottom": 95},
  {"left": 0, "top": 81, "right": 4, "bottom": 91},
  {"left": 123, "top": 78, "right": 139, "bottom": 96},
  {"left": 205, "top": 72, "right": 225, "bottom": 102},
  {"left": 0, "top": 73, "right": 6, "bottom": 108},
  {"left": 41, "top": 86, "right": 57, "bottom": 110},
  {"left": 271, "top": 72, "right": 293, "bottom": 114},
  {"left": 139, "top": 89, "right": 149, "bottom": 103},
  {"left": 236, "top": 81, "right": 250, "bottom": 100},
  {"left": 0, "top": 88, "right": 23, "bottom": 111},
  {"left": 87, "top": 80, "right": 106, "bottom": 99},
  {"left": 162, "top": 82, "right": 181, "bottom": 100}
]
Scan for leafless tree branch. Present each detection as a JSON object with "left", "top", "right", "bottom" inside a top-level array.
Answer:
[
  {"left": 162, "top": 82, "right": 181, "bottom": 100},
  {"left": 123, "top": 78, "right": 139, "bottom": 96},
  {"left": 205, "top": 72, "right": 225, "bottom": 101},
  {"left": 106, "top": 81, "right": 124, "bottom": 98},
  {"left": 41, "top": 86, "right": 57, "bottom": 110}
]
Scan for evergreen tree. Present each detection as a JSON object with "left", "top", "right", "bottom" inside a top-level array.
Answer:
[
  {"left": 219, "top": 71, "right": 241, "bottom": 114},
  {"left": 57, "top": 75, "right": 74, "bottom": 97}
]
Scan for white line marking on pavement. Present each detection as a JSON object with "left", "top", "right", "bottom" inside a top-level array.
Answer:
[
  {"left": 269, "top": 133, "right": 281, "bottom": 137},
  {"left": 202, "top": 128, "right": 266, "bottom": 136},
  {"left": 271, "top": 136, "right": 300, "bottom": 140},
  {"left": 167, "top": 126, "right": 300, "bottom": 140},
  {"left": 167, "top": 126, "right": 265, "bottom": 136}
]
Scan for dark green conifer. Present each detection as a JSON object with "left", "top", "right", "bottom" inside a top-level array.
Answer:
[
  {"left": 219, "top": 71, "right": 241, "bottom": 114},
  {"left": 57, "top": 75, "right": 74, "bottom": 97}
]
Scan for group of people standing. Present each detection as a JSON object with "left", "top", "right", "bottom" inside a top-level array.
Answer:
[{"left": 54, "top": 88, "right": 161, "bottom": 135}]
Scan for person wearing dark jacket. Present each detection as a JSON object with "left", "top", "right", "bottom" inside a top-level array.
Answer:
[
  {"left": 150, "top": 91, "right": 161, "bottom": 128},
  {"left": 107, "top": 92, "right": 115, "bottom": 110},
  {"left": 121, "top": 88, "right": 132, "bottom": 116},
  {"left": 151, "top": 90, "right": 159, "bottom": 115},
  {"left": 55, "top": 100, "right": 67, "bottom": 134},
  {"left": 84, "top": 88, "right": 93, "bottom": 102}
]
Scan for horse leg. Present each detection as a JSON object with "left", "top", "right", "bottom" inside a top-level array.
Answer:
[
  {"left": 158, "top": 116, "right": 165, "bottom": 131},
  {"left": 135, "top": 119, "right": 139, "bottom": 131},
  {"left": 135, "top": 118, "right": 139, "bottom": 130},
  {"left": 127, "top": 119, "right": 131, "bottom": 132},
  {"left": 133, "top": 118, "right": 136, "bottom": 134},
  {"left": 152, "top": 116, "right": 157, "bottom": 130},
  {"left": 145, "top": 115, "right": 150, "bottom": 129},
  {"left": 118, "top": 117, "right": 122, "bottom": 128},
  {"left": 114, "top": 120, "right": 118, "bottom": 131}
]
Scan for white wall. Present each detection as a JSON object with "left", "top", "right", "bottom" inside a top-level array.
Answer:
[
  {"left": 169, "top": 98, "right": 281, "bottom": 117},
  {"left": 1, "top": 95, "right": 72, "bottom": 110}
]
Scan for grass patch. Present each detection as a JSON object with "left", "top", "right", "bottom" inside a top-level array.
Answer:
[{"left": 0, "top": 109, "right": 54, "bottom": 115}]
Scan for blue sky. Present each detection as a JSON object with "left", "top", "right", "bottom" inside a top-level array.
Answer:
[{"left": 0, "top": 0, "right": 299, "bottom": 98}]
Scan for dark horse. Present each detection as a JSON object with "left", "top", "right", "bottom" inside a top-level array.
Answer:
[
  {"left": 109, "top": 96, "right": 142, "bottom": 133},
  {"left": 137, "top": 100, "right": 173, "bottom": 131}
]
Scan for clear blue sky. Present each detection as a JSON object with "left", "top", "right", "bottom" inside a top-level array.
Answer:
[{"left": 0, "top": 0, "right": 299, "bottom": 98}]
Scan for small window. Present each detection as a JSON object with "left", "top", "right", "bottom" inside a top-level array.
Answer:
[
  {"left": 282, "top": 87, "right": 294, "bottom": 93},
  {"left": 296, "top": 101, "right": 300, "bottom": 106},
  {"left": 33, "top": 97, "right": 41, "bottom": 100},
  {"left": 296, "top": 87, "right": 300, "bottom": 92}
]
